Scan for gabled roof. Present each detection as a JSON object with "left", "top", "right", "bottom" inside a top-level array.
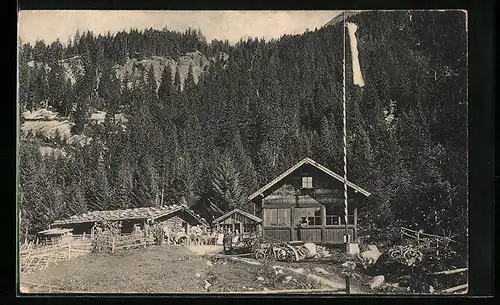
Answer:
[
  {"left": 38, "top": 228, "right": 73, "bottom": 235},
  {"left": 248, "top": 157, "right": 371, "bottom": 200},
  {"left": 212, "top": 208, "right": 262, "bottom": 224},
  {"left": 51, "top": 204, "right": 208, "bottom": 226},
  {"left": 183, "top": 207, "right": 210, "bottom": 227}
]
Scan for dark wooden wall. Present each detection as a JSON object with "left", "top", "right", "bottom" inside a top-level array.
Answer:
[{"left": 253, "top": 163, "right": 363, "bottom": 244}]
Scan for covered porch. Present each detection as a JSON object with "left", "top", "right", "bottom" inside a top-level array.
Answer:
[{"left": 262, "top": 200, "right": 358, "bottom": 244}]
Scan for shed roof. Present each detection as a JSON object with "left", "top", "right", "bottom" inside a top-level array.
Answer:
[
  {"left": 51, "top": 204, "right": 208, "bottom": 227},
  {"left": 38, "top": 228, "right": 73, "bottom": 235},
  {"left": 212, "top": 208, "right": 262, "bottom": 224},
  {"left": 248, "top": 157, "right": 371, "bottom": 200}
]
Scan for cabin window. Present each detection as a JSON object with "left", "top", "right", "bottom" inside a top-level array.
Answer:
[
  {"left": 264, "top": 208, "right": 291, "bottom": 227},
  {"left": 294, "top": 207, "right": 321, "bottom": 226},
  {"left": 243, "top": 223, "right": 255, "bottom": 233},
  {"left": 325, "top": 206, "right": 350, "bottom": 225},
  {"left": 302, "top": 176, "right": 313, "bottom": 188}
]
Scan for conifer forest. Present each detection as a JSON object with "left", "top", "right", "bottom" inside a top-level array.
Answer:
[{"left": 18, "top": 10, "right": 467, "bottom": 249}]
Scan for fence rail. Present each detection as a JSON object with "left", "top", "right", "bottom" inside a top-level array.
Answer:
[
  {"left": 434, "top": 267, "right": 468, "bottom": 294},
  {"left": 400, "top": 227, "right": 456, "bottom": 243}
]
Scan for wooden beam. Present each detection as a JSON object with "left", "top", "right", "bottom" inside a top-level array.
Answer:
[
  {"left": 321, "top": 205, "right": 326, "bottom": 242},
  {"left": 433, "top": 268, "right": 468, "bottom": 275},
  {"left": 353, "top": 207, "right": 358, "bottom": 242},
  {"left": 441, "top": 283, "right": 468, "bottom": 293}
]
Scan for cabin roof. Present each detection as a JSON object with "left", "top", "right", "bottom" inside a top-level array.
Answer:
[
  {"left": 248, "top": 157, "right": 371, "bottom": 200},
  {"left": 38, "top": 228, "right": 73, "bottom": 235},
  {"left": 51, "top": 204, "right": 208, "bottom": 227},
  {"left": 212, "top": 208, "right": 262, "bottom": 224}
]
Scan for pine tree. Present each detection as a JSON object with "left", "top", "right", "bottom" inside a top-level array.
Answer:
[
  {"left": 132, "top": 154, "right": 160, "bottom": 207},
  {"left": 90, "top": 157, "right": 113, "bottom": 211},
  {"left": 158, "top": 64, "right": 173, "bottom": 102},
  {"left": 184, "top": 63, "right": 196, "bottom": 91},
  {"left": 232, "top": 131, "right": 257, "bottom": 197},
  {"left": 115, "top": 159, "right": 134, "bottom": 209},
  {"left": 211, "top": 153, "right": 247, "bottom": 212},
  {"left": 173, "top": 66, "right": 182, "bottom": 93},
  {"left": 146, "top": 65, "right": 158, "bottom": 102},
  {"left": 72, "top": 88, "right": 89, "bottom": 134},
  {"left": 65, "top": 184, "right": 88, "bottom": 216}
]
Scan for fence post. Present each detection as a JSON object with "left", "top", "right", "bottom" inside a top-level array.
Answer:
[
  {"left": 111, "top": 236, "right": 115, "bottom": 253},
  {"left": 68, "top": 239, "right": 71, "bottom": 260},
  {"left": 345, "top": 275, "right": 351, "bottom": 294}
]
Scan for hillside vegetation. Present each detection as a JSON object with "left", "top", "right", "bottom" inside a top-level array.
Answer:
[{"left": 18, "top": 11, "right": 467, "bottom": 248}]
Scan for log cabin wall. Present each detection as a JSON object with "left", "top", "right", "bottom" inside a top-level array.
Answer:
[
  {"left": 157, "top": 215, "right": 184, "bottom": 232},
  {"left": 257, "top": 164, "right": 362, "bottom": 244}
]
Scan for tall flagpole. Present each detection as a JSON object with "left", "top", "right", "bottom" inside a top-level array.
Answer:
[{"left": 342, "top": 12, "right": 350, "bottom": 251}]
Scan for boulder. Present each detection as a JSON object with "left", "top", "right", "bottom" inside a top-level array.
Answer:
[
  {"left": 302, "top": 243, "right": 317, "bottom": 258},
  {"left": 369, "top": 275, "right": 385, "bottom": 289},
  {"left": 316, "top": 246, "right": 331, "bottom": 257},
  {"left": 360, "top": 244, "right": 382, "bottom": 264},
  {"left": 348, "top": 243, "right": 360, "bottom": 255}
]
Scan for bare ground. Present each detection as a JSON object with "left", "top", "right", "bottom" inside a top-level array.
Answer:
[{"left": 20, "top": 245, "right": 354, "bottom": 294}]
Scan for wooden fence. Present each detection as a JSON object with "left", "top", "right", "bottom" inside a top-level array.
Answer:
[
  {"left": 19, "top": 235, "right": 92, "bottom": 274},
  {"left": 433, "top": 267, "right": 468, "bottom": 294},
  {"left": 400, "top": 227, "right": 456, "bottom": 246},
  {"left": 93, "top": 233, "right": 155, "bottom": 253},
  {"left": 400, "top": 227, "right": 467, "bottom": 294}
]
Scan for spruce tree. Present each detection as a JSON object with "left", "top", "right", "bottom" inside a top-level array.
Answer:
[
  {"left": 91, "top": 157, "right": 113, "bottom": 211},
  {"left": 173, "top": 66, "right": 182, "bottom": 93},
  {"left": 158, "top": 64, "right": 173, "bottom": 102},
  {"left": 211, "top": 153, "right": 247, "bottom": 212},
  {"left": 65, "top": 184, "right": 88, "bottom": 216},
  {"left": 115, "top": 159, "right": 134, "bottom": 209}
]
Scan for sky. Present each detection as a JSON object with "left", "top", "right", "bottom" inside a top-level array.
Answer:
[{"left": 18, "top": 10, "right": 342, "bottom": 46}]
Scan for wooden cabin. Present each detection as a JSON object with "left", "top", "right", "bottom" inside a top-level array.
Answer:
[
  {"left": 248, "top": 157, "right": 371, "bottom": 244},
  {"left": 37, "top": 228, "right": 74, "bottom": 244},
  {"left": 212, "top": 209, "right": 262, "bottom": 234},
  {"left": 51, "top": 204, "right": 209, "bottom": 235}
]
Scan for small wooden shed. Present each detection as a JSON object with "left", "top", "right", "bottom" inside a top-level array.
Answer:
[
  {"left": 37, "top": 228, "right": 73, "bottom": 244},
  {"left": 212, "top": 209, "right": 262, "bottom": 234}
]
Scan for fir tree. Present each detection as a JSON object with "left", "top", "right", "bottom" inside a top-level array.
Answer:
[
  {"left": 158, "top": 64, "right": 173, "bottom": 102},
  {"left": 65, "top": 184, "right": 88, "bottom": 216},
  {"left": 211, "top": 153, "right": 247, "bottom": 212}
]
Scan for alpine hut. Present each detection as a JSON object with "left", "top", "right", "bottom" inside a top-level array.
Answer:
[
  {"left": 212, "top": 208, "right": 262, "bottom": 234},
  {"left": 50, "top": 204, "right": 209, "bottom": 236},
  {"left": 248, "top": 157, "right": 371, "bottom": 244}
]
